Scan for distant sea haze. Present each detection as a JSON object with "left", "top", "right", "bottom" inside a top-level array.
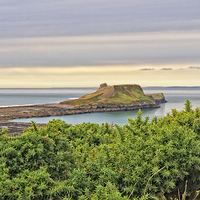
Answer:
[
  {"left": 0, "top": 87, "right": 97, "bottom": 107},
  {"left": 7, "top": 87, "right": 200, "bottom": 125}
]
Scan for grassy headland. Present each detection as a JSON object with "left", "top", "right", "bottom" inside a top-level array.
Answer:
[{"left": 60, "top": 83, "right": 166, "bottom": 107}]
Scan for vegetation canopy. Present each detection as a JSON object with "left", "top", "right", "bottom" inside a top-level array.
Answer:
[{"left": 0, "top": 100, "right": 200, "bottom": 199}]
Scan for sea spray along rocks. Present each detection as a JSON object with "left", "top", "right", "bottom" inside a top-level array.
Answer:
[{"left": 60, "top": 83, "right": 167, "bottom": 108}]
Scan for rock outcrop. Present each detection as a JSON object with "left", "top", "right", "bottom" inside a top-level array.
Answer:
[{"left": 99, "top": 83, "right": 107, "bottom": 89}]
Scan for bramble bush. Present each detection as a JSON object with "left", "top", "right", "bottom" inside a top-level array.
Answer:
[{"left": 0, "top": 100, "right": 200, "bottom": 199}]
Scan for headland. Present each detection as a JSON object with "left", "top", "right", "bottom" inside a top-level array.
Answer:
[{"left": 0, "top": 83, "right": 166, "bottom": 135}]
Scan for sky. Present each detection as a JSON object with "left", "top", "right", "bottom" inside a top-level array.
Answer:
[{"left": 0, "top": 0, "right": 200, "bottom": 87}]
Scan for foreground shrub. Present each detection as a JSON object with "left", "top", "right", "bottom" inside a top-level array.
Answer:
[{"left": 0, "top": 100, "right": 200, "bottom": 199}]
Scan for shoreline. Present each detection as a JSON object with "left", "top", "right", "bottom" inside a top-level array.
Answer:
[{"left": 0, "top": 103, "right": 162, "bottom": 136}]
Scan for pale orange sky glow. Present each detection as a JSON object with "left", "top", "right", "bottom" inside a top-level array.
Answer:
[{"left": 1, "top": 65, "right": 200, "bottom": 88}]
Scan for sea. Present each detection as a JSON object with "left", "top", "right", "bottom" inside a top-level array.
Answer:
[{"left": 1, "top": 87, "right": 200, "bottom": 125}]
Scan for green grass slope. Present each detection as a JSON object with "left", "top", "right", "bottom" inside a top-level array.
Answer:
[
  {"left": 148, "top": 93, "right": 166, "bottom": 103},
  {"left": 60, "top": 84, "right": 159, "bottom": 107}
]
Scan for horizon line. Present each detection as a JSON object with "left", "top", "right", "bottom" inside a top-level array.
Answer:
[{"left": 1, "top": 86, "right": 200, "bottom": 89}]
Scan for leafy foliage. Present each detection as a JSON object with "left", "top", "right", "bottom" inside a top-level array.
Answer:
[{"left": 1, "top": 101, "right": 200, "bottom": 199}]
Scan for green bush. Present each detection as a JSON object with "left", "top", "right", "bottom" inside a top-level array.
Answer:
[{"left": 1, "top": 101, "right": 200, "bottom": 199}]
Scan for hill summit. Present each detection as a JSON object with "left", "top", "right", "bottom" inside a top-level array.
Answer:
[{"left": 60, "top": 83, "right": 166, "bottom": 107}]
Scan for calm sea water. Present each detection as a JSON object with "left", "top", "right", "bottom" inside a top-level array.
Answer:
[
  {"left": 2, "top": 87, "right": 200, "bottom": 125},
  {"left": 0, "top": 88, "right": 97, "bottom": 107}
]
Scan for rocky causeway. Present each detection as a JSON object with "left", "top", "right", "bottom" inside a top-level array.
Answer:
[{"left": 0, "top": 102, "right": 163, "bottom": 136}]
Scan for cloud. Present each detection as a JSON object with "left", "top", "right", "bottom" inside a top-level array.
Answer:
[
  {"left": 160, "top": 68, "right": 173, "bottom": 70},
  {"left": 0, "top": 0, "right": 200, "bottom": 38},
  {"left": 140, "top": 68, "right": 154, "bottom": 71},
  {"left": 0, "top": 31, "right": 200, "bottom": 68},
  {"left": 1, "top": 65, "right": 200, "bottom": 88},
  {"left": 189, "top": 66, "right": 200, "bottom": 69}
]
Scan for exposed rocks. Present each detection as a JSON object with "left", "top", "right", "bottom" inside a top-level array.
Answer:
[
  {"left": 0, "top": 103, "right": 161, "bottom": 122},
  {"left": 0, "top": 122, "right": 32, "bottom": 136},
  {"left": 0, "top": 102, "right": 161, "bottom": 135},
  {"left": 99, "top": 83, "right": 107, "bottom": 89},
  {"left": 66, "top": 103, "right": 160, "bottom": 114}
]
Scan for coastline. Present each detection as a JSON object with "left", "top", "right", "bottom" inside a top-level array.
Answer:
[{"left": 0, "top": 102, "right": 161, "bottom": 136}]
